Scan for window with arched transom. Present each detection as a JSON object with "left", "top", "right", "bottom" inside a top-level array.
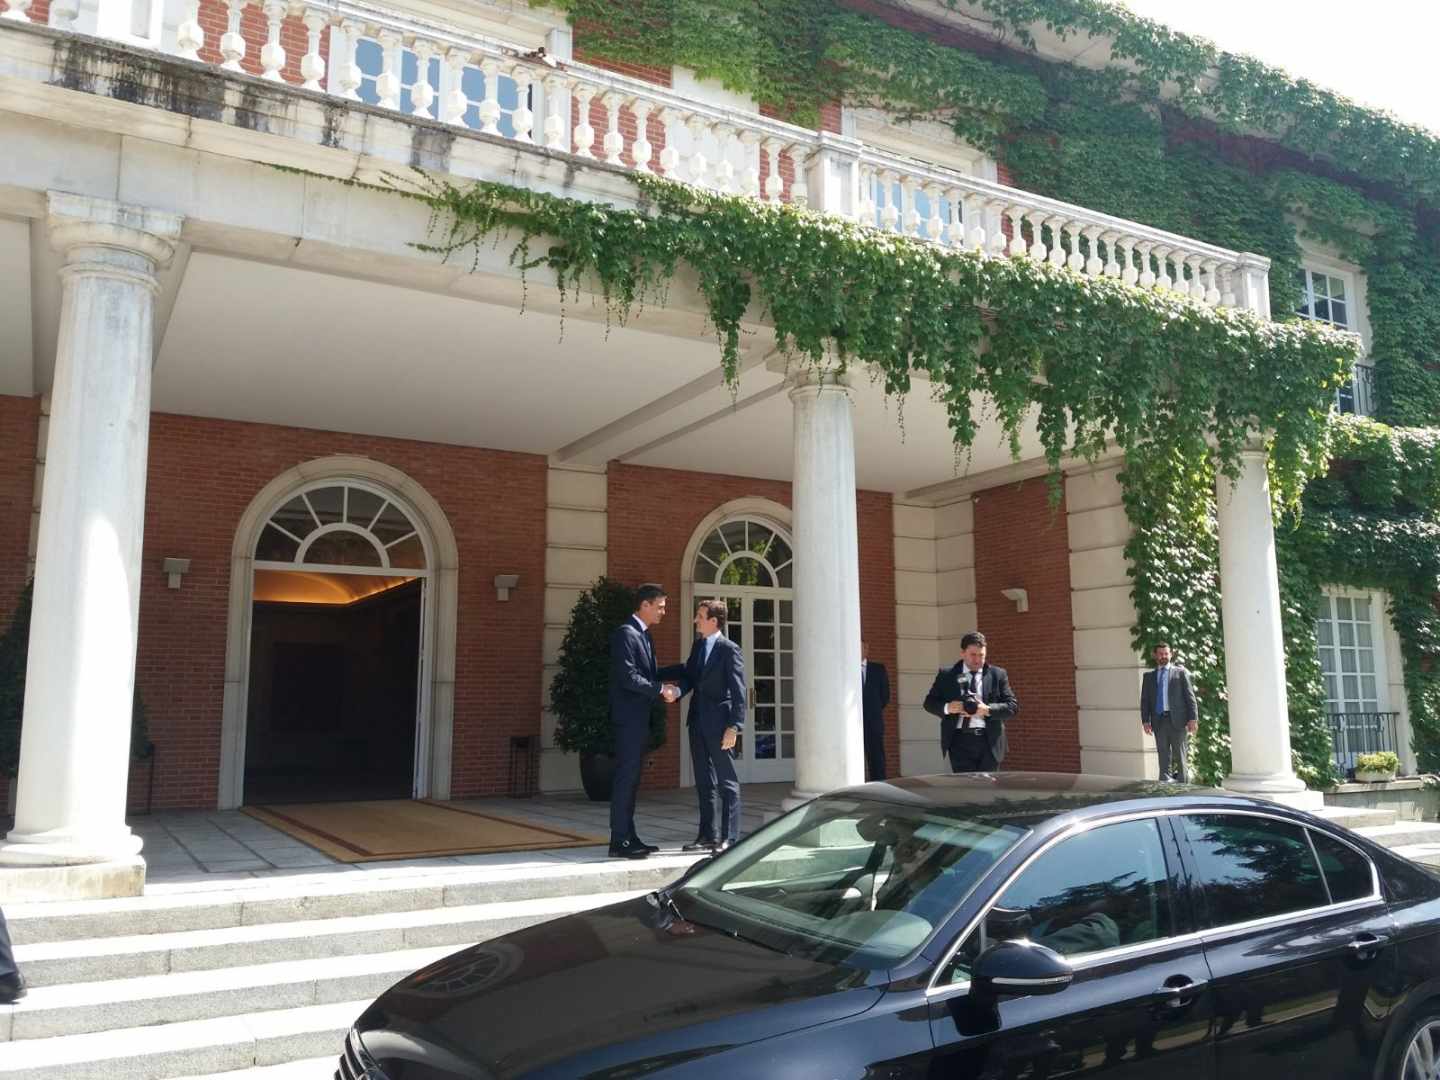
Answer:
[
  {"left": 692, "top": 519, "right": 792, "bottom": 588},
  {"left": 254, "top": 482, "right": 429, "bottom": 572}
]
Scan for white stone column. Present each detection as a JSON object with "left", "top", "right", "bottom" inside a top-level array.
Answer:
[
  {"left": 1215, "top": 445, "right": 1318, "bottom": 808},
  {"left": 785, "top": 371, "right": 864, "bottom": 808},
  {"left": 0, "top": 194, "right": 181, "bottom": 882}
]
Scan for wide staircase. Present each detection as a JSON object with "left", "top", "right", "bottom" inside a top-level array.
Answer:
[
  {"left": 0, "top": 854, "right": 704, "bottom": 1079},
  {"left": 0, "top": 807, "right": 1438, "bottom": 1079}
]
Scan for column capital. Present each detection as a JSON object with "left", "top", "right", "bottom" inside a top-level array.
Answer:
[
  {"left": 787, "top": 366, "right": 852, "bottom": 401},
  {"left": 47, "top": 192, "right": 182, "bottom": 275}
]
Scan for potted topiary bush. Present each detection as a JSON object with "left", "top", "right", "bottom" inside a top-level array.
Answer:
[
  {"left": 549, "top": 577, "right": 668, "bottom": 801},
  {"left": 1354, "top": 751, "right": 1400, "bottom": 784}
]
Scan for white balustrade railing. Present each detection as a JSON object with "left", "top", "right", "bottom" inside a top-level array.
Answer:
[{"left": 1, "top": 0, "right": 1265, "bottom": 311}]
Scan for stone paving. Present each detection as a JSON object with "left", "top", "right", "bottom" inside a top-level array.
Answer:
[{"left": 130, "top": 783, "right": 794, "bottom": 887}]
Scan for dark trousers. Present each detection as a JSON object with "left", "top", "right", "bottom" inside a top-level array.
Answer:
[
  {"left": 864, "top": 720, "right": 887, "bottom": 781},
  {"left": 0, "top": 908, "right": 16, "bottom": 979},
  {"left": 1152, "top": 714, "right": 1189, "bottom": 782},
  {"left": 689, "top": 720, "right": 741, "bottom": 842},
  {"left": 948, "top": 729, "right": 998, "bottom": 773},
  {"left": 608, "top": 717, "right": 647, "bottom": 845}
]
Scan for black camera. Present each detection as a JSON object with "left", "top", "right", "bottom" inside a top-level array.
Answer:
[{"left": 960, "top": 691, "right": 980, "bottom": 716}]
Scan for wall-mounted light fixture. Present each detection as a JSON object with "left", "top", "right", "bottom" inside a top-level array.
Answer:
[
  {"left": 1000, "top": 587, "right": 1029, "bottom": 614},
  {"left": 494, "top": 573, "right": 520, "bottom": 601},
  {"left": 162, "top": 557, "right": 191, "bottom": 590}
]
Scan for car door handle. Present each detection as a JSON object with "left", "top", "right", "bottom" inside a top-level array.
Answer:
[
  {"left": 1150, "top": 977, "right": 1207, "bottom": 1008},
  {"left": 1347, "top": 933, "right": 1390, "bottom": 955}
]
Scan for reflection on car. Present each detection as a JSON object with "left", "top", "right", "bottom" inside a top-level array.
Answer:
[{"left": 336, "top": 772, "right": 1440, "bottom": 1080}]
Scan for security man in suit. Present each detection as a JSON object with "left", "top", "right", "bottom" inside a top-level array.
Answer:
[
  {"left": 1140, "top": 642, "right": 1198, "bottom": 782},
  {"left": 661, "top": 599, "right": 746, "bottom": 852},
  {"left": 923, "top": 630, "right": 1019, "bottom": 773},
  {"left": 861, "top": 639, "right": 891, "bottom": 781},
  {"left": 607, "top": 583, "right": 675, "bottom": 860}
]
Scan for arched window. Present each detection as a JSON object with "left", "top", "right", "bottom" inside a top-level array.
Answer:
[
  {"left": 692, "top": 519, "right": 792, "bottom": 588},
  {"left": 254, "top": 482, "right": 429, "bottom": 572}
]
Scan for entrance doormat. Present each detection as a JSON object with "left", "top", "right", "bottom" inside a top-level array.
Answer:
[{"left": 241, "top": 799, "right": 605, "bottom": 862}]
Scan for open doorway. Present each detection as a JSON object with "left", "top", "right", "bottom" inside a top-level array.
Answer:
[{"left": 241, "top": 481, "right": 431, "bottom": 805}]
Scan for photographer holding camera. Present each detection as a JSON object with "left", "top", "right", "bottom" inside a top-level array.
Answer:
[{"left": 923, "top": 631, "right": 1019, "bottom": 773}]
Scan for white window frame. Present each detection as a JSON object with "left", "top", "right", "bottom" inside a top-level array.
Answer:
[{"left": 1295, "top": 259, "right": 1374, "bottom": 417}]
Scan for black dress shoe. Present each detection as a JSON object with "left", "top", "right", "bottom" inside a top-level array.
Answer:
[
  {"left": 630, "top": 837, "right": 660, "bottom": 854},
  {"left": 0, "top": 973, "right": 26, "bottom": 1004},
  {"left": 608, "top": 841, "right": 649, "bottom": 860},
  {"left": 682, "top": 838, "right": 718, "bottom": 853}
]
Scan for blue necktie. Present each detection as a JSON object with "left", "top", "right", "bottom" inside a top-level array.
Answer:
[
  {"left": 704, "top": 637, "right": 714, "bottom": 666},
  {"left": 1158, "top": 667, "right": 1168, "bottom": 713}
]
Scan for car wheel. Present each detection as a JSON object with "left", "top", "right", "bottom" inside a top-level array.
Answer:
[{"left": 1397, "top": 1008, "right": 1440, "bottom": 1080}]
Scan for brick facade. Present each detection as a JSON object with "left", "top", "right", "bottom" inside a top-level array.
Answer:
[
  {"left": 606, "top": 462, "right": 898, "bottom": 788},
  {"left": 135, "top": 413, "right": 547, "bottom": 809},
  {"left": 972, "top": 479, "right": 1081, "bottom": 773}
]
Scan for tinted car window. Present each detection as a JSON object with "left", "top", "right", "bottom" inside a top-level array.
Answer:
[
  {"left": 1309, "top": 829, "right": 1375, "bottom": 903},
  {"left": 681, "top": 796, "right": 1028, "bottom": 968},
  {"left": 1182, "top": 814, "right": 1328, "bottom": 927},
  {"left": 943, "top": 818, "right": 1174, "bottom": 983}
]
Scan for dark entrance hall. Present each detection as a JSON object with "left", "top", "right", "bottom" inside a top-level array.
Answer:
[{"left": 244, "top": 572, "right": 421, "bottom": 804}]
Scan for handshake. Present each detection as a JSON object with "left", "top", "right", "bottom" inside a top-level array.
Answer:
[{"left": 660, "top": 683, "right": 681, "bottom": 704}]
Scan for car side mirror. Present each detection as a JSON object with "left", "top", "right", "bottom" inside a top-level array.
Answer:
[{"left": 971, "top": 940, "right": 1073, "bottom": 1001}]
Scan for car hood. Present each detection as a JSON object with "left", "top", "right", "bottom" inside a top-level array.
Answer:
[{"left": 354, "top": 895, "right": 884, "bottom": 1078}]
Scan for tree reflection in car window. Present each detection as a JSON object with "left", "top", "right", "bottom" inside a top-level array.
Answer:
[
  {"left": 1181, "top": 815, "right": 1329, "bottom": 927},
  {"left": 679, "top": 797, "right": 1028, "bottom": 968}
]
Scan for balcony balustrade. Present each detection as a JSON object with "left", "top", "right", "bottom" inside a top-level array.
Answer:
[{"left": 0, "top": 0, "right": 1268, "bottom": 310}]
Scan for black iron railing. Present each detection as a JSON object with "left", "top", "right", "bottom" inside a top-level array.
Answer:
[
  {"left": 1329, "top": 711, "right": 1401, "bottom": 776},
  {"left": 1336, "top": 362, "right": 1377, "bottom": 417}
]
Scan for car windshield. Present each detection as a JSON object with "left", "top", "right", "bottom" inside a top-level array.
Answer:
[{"left": 675, "top": 796, "right": 1029, "bottom": 970}]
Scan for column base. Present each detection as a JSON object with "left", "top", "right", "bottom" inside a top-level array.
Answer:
[
  {"left": 1222, "top": 772, "right": 1323, "bottom": 811},
  {"left": 0, "top": 856, "right": 146, "bottom": 901},
  {"left": 0, "top": 826, "right": 144, "bottom": 866}
]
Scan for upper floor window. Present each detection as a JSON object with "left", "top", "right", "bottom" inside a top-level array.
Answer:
[
  {"left": 1295, "top": 268, "right": 1351, "bottom": 328},
  {"left": 1295, "top": 267, "right": 1373, "bottom": 416}
]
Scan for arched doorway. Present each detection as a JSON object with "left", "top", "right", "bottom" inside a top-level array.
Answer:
[
  {"left": 243, "top": 481, "right": 428, "bottom": 803},
  {"left": 684, "top": 508, "right": 795, "bottom": 784},
  {"left": 219, "top": 458, "right": 458, "bottom": 809}
]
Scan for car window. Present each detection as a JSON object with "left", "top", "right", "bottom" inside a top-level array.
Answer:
[
  {"left": 1181, "top": 814, "right": 1329, "bottom": 928},
  {"left": 940, "top": 817, "right": 1174, "bottom": 984},
  {"left": 680, "top": 797, "right": 1028, "bottom": 969},
  {"left": 1309, "top": 829, "right": 1375, "bottom": 904}
]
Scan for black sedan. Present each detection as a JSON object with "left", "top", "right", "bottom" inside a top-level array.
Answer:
[{"left": 337, "top": 773, "right": 1440, "bottom": 1079}]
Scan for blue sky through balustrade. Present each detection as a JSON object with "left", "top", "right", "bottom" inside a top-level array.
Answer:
[{"left": 355, "top": 39, "right": 520, "bottom": 136}]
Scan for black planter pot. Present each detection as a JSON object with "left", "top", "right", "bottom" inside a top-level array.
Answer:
[{"left": 579, "top": 752, "right": 616, "bottom": 802}]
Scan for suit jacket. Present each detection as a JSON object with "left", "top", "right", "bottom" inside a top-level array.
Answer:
[
  {"left": 662, "top": 634, "right": 746, "bottom": 735},
  {"left": 923, "top": 662, "right": 1019, "bottom": 762},
  {"left": 608, "top": 619, "right": 663, "bottom": 729},
  {"left": 1140, "top": 664, "right": 1198, "bottom": 726},
  {"left": 862, "top": 661, "right": 890, "bottom": 730}
]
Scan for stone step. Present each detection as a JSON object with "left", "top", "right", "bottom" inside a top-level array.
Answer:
[
  {"left": 174, "top": 1057, "right": 338, "bottom": 1079},
  {"left": 0, "top": 998, "right": 362, "bottom": 1079},
  {"left": 8, "top": 854, "right": 699, "bottom": 944},
  {"left": 1314, "top": 805, "right": 1399, "bottom": 830},
  {"left": 13, "top": 889, "right": 641, "bottom": 987},
  {"left": 1352, "top": 821, "right": 1440, "bottom": 851},
  {"left": 0, "top": 945, "right": 455, "bottom": 1041},
  {"left": 1388, "top": 843, "right": 1440, "bottom": 868}
]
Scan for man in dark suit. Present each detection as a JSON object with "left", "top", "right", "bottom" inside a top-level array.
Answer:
[
  {"left": 923, "top": 631, "right": 1019, "bottom": 773},
  {"left": 1140, "top": 642, "right": 1198, "bottom": 781},
  {"left": 861, "top": 639, "right": 890, "bottom": 781},
  {"left": 0, "top": 908, "right": 24, "bottom": 1003},
  {"left": 607, "top": 583, "right": 676, "bottom": 860},
  {"left": 661, "top": 599, "right": 745, "bottom": 852}
]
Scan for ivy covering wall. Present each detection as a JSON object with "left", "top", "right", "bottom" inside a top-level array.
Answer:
[{"left": 521, "top": 0, "right": 1440, "bottom": 782}]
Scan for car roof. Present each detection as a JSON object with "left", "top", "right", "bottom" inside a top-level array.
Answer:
[{"left": 824, "top": 771, "right": 1264, "bottom": 829}]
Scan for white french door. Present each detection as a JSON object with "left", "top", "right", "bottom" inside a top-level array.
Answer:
[{"left": 695, "top": 591, "right": 795, "bottom": 784}]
